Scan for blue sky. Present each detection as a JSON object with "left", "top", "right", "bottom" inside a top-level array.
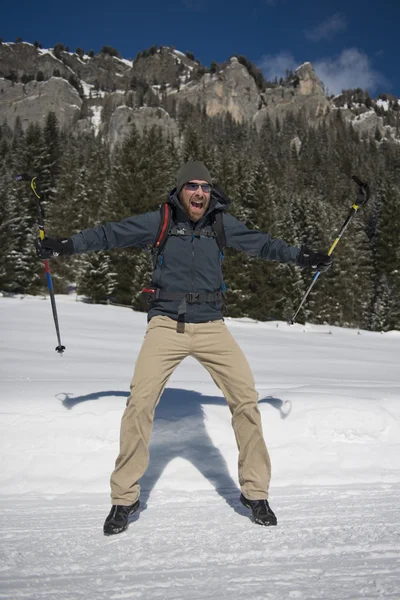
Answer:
[{"left": 1, "top": 0, "right": 399, "bottom": 97}]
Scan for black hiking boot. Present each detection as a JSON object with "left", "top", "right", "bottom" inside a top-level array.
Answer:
[
  {"left": 240, "top": 494, "right": 277, "bottom": 526},
  {"left": 103, "top": 500, "right": 140, "bottom": 535}
]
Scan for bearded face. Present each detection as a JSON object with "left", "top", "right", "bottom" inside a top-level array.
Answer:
[{"left": 179, "top": 180, "right": 212, "bottom": 222}]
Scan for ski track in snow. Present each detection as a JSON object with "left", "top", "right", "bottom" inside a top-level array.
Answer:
[
  {"left": 0, "top": 487, "right": 399, "bottom": 600},
  {"left": 1, "top": 296, "right": 400, "bottom": 599}
]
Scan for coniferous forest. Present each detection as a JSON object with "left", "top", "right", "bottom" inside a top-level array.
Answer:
[{"left": 1, "top": 103, "right": 399, "bottom": 330}]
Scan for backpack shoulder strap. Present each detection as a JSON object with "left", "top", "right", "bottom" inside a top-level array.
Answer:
[
  {"left": 211, "top": 211, "right": 226, "bottom": 252},
  {"left": 154, "top": 203, "right": 172, "bottom": 254},
  {"left": 154, "top": 204, "right": 226, "bottom": 254}
]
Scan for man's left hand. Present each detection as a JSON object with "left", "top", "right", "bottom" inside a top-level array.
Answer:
[{"left": 296, "top": 247, "right": 333, "bottom": 272}]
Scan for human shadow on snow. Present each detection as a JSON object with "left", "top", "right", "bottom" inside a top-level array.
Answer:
[{"left": 58, "top": 389, "right": 290, "bottom": 516}]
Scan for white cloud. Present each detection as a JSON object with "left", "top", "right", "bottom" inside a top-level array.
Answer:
[
  {"left": 314, "top": 48, "right": 388, "bottom": 95},
  {"left": 305, "top": 13, "right": 347, "bottom": 42},
  {"left": 258, "top": 51, "right": 298, "bottom": 81},
  {"left": 257, "top": 48, "right": 388, "bottom": 95}
]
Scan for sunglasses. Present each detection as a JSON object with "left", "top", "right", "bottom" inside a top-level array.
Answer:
[{"left": 184, "top": 182, "right": 212, "bottom": 193}]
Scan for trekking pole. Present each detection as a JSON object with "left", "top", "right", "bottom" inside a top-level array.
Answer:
[
  {"left": 16, "top": 173, "right": 66, "bottom": 354},
  {"left": 289, "top": 175, "right": 370, "bottom": 325}
]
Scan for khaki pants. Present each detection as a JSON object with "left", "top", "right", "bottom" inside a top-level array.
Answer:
[{"left": 110, "top": 316, "right": 271, "bottom": 504}]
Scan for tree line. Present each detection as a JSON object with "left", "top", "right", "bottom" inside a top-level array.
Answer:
[{"left": 0, "top": 104, "right": 399, "bottom": 331}]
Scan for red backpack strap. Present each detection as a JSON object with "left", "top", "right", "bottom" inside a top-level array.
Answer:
[{"left": 154, "top": 203, "right": 172, "bottom": 253}]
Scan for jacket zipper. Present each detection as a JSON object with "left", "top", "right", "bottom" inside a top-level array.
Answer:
[{"left": 191, "top": 222, "right": 195, "bottom": 292}]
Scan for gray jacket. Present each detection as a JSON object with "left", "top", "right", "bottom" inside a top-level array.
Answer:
[{"left": 71, "top": 189, "right": 300, "bottom": 322}]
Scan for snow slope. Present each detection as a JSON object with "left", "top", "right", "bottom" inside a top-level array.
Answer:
[{"left": 0, "top": 295, "right": 399, "bottom": 599}]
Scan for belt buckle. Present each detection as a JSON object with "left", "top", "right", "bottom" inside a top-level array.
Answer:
[{"left": 187, "top": 292, "right": 200, "bottom": 302}]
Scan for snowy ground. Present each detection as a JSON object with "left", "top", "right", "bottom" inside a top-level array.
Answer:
[{"left": 1, "top": 295, "right": 400, "bottom": 599}]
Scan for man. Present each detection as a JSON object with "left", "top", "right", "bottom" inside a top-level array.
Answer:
[{"left": 38, "top": 161, "right": 332, "bottom": 533}]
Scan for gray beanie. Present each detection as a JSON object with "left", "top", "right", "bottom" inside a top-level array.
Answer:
[{"left": 176, "top": 161, "right": 212, "bottom": 193}]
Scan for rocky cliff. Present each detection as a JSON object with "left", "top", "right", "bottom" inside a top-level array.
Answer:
[
  {"left": 0, "top": 41, "right": 397, "bottom": 148},
  {"left": 0, "top": 77, "right": 82, "bottom": 130}
]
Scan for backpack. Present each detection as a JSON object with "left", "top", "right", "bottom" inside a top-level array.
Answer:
[{"left": 152, "top": 202, "right": 226, "bottom": 263}]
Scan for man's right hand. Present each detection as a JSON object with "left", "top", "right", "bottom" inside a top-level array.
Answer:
[{"left": 36, "top": 237, "right": 74, "bottom": 259}]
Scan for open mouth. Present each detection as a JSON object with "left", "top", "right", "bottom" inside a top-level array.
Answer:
[{"left": 190, "top": 200, "right": 204, "bottom": 212}]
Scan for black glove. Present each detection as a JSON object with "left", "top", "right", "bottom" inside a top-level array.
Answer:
[
  {"left": 36, "top": 237, "right": 74, "bottom": 259},
  {"left": 296, "top": 246, "right": 333, "bottom": 272}
]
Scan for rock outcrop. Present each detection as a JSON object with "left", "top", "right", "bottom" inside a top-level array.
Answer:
[
  {"left": 350, "top": 109, "right": 386, "bottom": 139},
  {"left": 0, "top": 42, "right": 397, "bottom": 148},
  {"left": 130, "top": 48, "right": 195, "bottom": 86},
  {"left": 0, "top": 42, "right": 74, "bottom": 82},
  {"left": 176, "top": 57, "right": 260, "bottom": 123},
  {"left": 0, "top": 77, "right": 82, "bottom": 130},
  {"left": 108, "top": 106, "right": 179, "bottom": 151},
  {"left": 295, "top": 62, "right": 325, "bottom": 96},
  {"left": 253, "top": 62, "right": 330, "bottom": 129},
  {"left": 61, "top": 53, "right": 131, "bottom": 91}
]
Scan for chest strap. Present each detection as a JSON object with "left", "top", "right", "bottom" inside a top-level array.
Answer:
[
  {"left": 142, "top": 288, "right": 224, "bottom": 317},
  {"left": 168, "top": 228, "right": 217, "bottom": 239}
]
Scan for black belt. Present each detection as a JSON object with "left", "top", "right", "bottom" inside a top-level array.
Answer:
[{"left": 142, "top": 288, "right": 224, "bottom": 316}]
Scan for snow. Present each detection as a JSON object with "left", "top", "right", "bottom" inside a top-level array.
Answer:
[
  {"left": 170, "top": 49, "right": 194, "bottom": 72},
  {"left": 295, "top": 62, "right": 312, "bottom": 72},
  {"left": 80, "top": 80, "right": 125, "bottom": 99},
  {"left": 173, "top": 49, "right": 187, "bottom": 60},
  {"left": 5, "top": 41, "right": 34, "bottom": 49},
  {"left": 116, "top": 105, "right": 132, "bottom": 112},
  {"left": 70, "top": 53, "right": 86, "bottom": 65},
  {"left": 377, "top": 99, "right": 390, "bottom": 111},
  {"left": 79, "top": 79, "right": 108, "bottom": 99},
  {"left": 36, "top": 47, "right": 66, "bottom": 67},
  {"left": 36, "top": 47, "right": 54, "bottom": 56},
  {"left": 113, "top": 56, "right": 133, "bottom": 69},
  {"left": 90, "top": 106, "right": 102, "bottom": 136},
  {"left": 168, "top": 79, "right": 194, "bottom": 95},
  {"left": 80, "top": 79, "right": 93, "bottom": 98},
  {"left": 80, "top": 80, "right": 105, "bottom": 99},
  {"left": 354, "top": 109, "right": 376, "bottom": 122},
  {"left": 1, "top": 295, "right": 400, "bottom": 599}
]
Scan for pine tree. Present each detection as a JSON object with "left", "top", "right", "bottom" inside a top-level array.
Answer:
[
  {"left": 77, "top": 252, "right": 117, "bottom": 303},
  {"left": 41, "top": 112, "right": 61, "bottom": 204},
  {"left": 0, "top": 163, "right": 12, "bottom": 289},
  {"left": 369, "top": 177, "right": 400, "bottom": 330},
  {"left": 1, "top": 171, "right": 41, "bottom": 293}
]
